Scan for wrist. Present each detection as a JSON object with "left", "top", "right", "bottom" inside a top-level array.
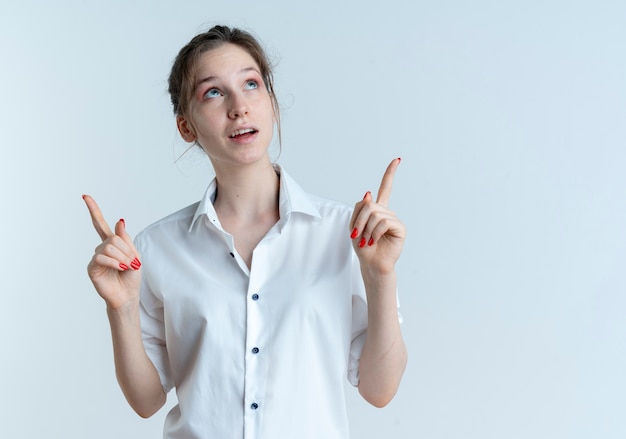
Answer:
[
  {"left": 106, "top": 299, "right": 141, "bottom": 323},
  {"left": 360, "top": 262, "right": 396, "bottom": 283}
]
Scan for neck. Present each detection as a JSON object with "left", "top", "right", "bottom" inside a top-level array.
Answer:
[{"left": 212, "top": 160, "right": 280, "bottom": 221}]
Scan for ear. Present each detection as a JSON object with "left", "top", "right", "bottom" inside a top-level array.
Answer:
[{"left": 176, "top": 115, "right": 197, "bottom": 143}]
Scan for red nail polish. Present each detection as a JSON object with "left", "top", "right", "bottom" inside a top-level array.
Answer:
[
  {"left": 350, "top": 228, "right": 359, "bottom": 239},
  {"left": 363, "top": 191, "right": 370, "bottom": 200},
  {"left": 397, "top": 157, "right": 402, "bottom": 163},
  {"left": 359, "top": 237, "right": 366, "bottom": 248},
  {"left": 81, "top": 194, "right": 86, "bottom": 199},
  {"left": 119, "top": 263, "right": 129, "bottom": 271},
  {"left": 132, "top": 258, "right": 142, "bottom": 268},
  {"left": 119, "top": 218, "right": 125, "bottom": 226},
  {"left": 368, "top": 238, "right": 374, "bottom": 246}
]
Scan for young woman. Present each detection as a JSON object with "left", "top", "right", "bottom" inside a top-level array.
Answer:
[{"left": 84, "top": 25, "right": 407, "bottom": 439}]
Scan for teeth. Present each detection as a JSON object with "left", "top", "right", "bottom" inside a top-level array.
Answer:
[{"left": 230, "top": 128, "right": 255, "bottom": 138}]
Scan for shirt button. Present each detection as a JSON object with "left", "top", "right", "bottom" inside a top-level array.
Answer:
[
  {"left": 251, "top": 293, "right": 259, "bottom": 301},
  {"left": 229, "top": 252, "right": 235, "bottom": 258},
  {"left": 252, "top": 347, "right": 260, "bottom": 354},
  {"left": 251, "top": 403, "right": 259, "bottom": 410}
]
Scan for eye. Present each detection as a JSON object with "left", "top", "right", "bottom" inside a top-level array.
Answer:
[
  {"left": 204, "top": 88, "right": 222, "bottom": 99},
  {"left": 244, "top": 80, "right": 258, "bottom": 90}
]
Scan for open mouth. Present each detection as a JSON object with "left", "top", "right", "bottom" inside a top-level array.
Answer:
[{"left": 229, "top": 128, "right": 258, "bottom": 138}]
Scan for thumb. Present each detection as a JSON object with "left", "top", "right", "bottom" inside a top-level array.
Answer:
[{"left": 115, "top": 218, "right": 136, "bottom": 250}]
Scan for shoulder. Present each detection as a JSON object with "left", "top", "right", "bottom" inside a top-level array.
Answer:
[
  {"left": 279, "top": 165, "right": 353, "bottom": 222},
  {"left": 135, "top": 201, "right": 199, "bottom": 244},
  {"left": 307, "top": 192, "right": 353, "bottom": 217},
  {"left": 298, "top": 192, "right": 355, "bottom": 233}
]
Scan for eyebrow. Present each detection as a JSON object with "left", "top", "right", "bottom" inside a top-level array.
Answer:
[{"left": 194, "top": 67, "right": 260, "bottom": 89}]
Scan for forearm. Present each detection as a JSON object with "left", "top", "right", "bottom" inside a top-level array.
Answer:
[
  {"left": 358, "top": 270, "right": 408, "bottom": 408},
  {"left": 107, "top": 302, "right": 166, "bottom": 418}
]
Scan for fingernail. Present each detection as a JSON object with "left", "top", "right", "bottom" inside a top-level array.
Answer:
[
  {"left": 368, "top": 238, "right": 374, "bottom": 246},
  {"left": 363, "top": 191, "right": 370, "bottom": 200},
  {"left": 81, "top": 194, "right": 86, "bottom": 199},
  {"left": 130, "top": 258, "right": 142, "bottom": 269},
  {"left": 359, "top": 237, "right": 366, "bottom": 248},
  {"left": 119, "top": 218, "right": 125, "bottom": 226},
  {"left": 350, "top": 228, "right": 359, "bottom": 239},
  {"left": 119, "top": 263, "right": 129, "bottom": 271},
  {"left": 397, "top": 157, "right": 402, "bottom": 163}
]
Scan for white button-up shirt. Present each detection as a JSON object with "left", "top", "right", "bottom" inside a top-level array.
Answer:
[{"left": 136, "top": 166, "right": 395, "bottom": 439}]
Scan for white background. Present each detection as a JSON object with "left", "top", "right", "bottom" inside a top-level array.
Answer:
[{"left": 1, "top": 1, "right": 625, "bottom": 438}]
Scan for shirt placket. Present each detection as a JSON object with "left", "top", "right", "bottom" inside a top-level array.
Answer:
[
  {"left": 242, "top": 237, "right": 273, "bottom": 439},
  {"left": 217, "top": 226, "right": 265, "bottom": 438}
]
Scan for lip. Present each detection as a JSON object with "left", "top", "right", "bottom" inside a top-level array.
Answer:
[
  {"left": 228, "top": 125, "right": 258, "bottom": 138},
  {"left": 228, "top": 125, "right": 259, "bottom": 144}
]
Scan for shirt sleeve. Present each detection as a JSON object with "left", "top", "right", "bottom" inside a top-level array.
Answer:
[
  {"left": 346, "top": 251, "right": 403, "bottom": 387},
  {"left": 140, "top": 290, "right": 174, "bottom": 393},
  {"left": 137, "top": 240, "right": 175, "bottom": 394},
  {"left": 347, "top": 251, "right": 368, "bottom": 387}
]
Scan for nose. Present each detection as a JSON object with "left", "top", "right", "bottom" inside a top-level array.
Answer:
[{"left": 228, "top": 93, "right": 249, "bottom": 119}]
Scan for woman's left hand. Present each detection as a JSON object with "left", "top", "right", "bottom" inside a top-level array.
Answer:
[{"left": 349, "top": 158, "right": 406, "bottom": 276}]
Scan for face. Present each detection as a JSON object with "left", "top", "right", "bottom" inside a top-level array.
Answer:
[{"left": 177, "top": 43, "right": 275, "bottom": 170}]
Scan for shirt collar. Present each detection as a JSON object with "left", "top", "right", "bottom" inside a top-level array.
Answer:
[{"left": 189, "top": 164, "right": 320, "bottom": 232}]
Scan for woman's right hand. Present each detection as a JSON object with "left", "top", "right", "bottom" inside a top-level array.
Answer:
[{"left": 83, "top": 195, "right": 142, "bottom": 310}]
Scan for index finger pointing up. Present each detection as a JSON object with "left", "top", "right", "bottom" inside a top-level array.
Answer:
[
  {"left": 376, "top": 158, "right": 401, "bottom": 206},
  {"left": 82, "top": 194, "right": 114, "bottom": 241}
]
